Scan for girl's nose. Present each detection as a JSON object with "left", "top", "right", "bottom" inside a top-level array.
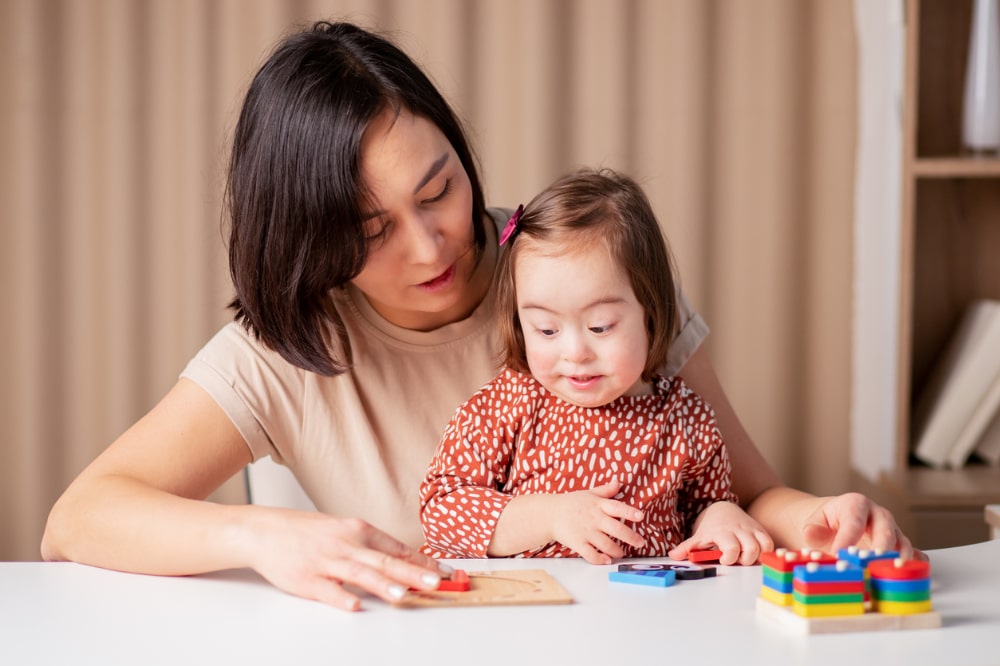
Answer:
[{"left": 562, "top": 329, "right": 594, "bottom": 363}]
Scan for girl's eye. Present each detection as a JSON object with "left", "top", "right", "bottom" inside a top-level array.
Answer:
[
  {"left": 589, "top": 325, "right": 612, "bottom": 334},
  {"left": 423, "top": 179, "right": 452, "bottom": 204},
  {"left": 537, "top": 328, "right": 557, "bottom": 337}
]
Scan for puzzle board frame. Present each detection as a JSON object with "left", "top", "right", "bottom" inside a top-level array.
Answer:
[{"left": 393, "top": 569, "right": 573, "bottom": 609}]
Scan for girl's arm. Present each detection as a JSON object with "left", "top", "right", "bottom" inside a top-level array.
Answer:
[
  {"left": 488, "top": 479, "right": 645, "bottom": 563},
  {"left": 419, "top": 393, "right": 645, "bottom": 563},
  {"left": 41, "top": 379, "right": 444, "bottom": 611},
  {"left": 677, "top": 346, "right": 914, "bottom": 557}
]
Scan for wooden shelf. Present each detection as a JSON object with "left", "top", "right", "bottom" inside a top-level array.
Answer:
[
  {"left": 880, "top": 466, "right": 1000, "bottom": 509},
  {"left": 912, "top": 157, "right": 1000, "bottom": 178},
  {"left": 878, "top": 0, "right": 1000, "bottom": 550}
]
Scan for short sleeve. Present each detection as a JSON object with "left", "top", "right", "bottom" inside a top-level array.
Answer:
[{"left": 662, "top": 288, "right": 710, "bottom": 377}]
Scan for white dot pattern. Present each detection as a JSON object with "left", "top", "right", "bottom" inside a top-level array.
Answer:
[{"left": 419, "top": 368, "right": 737, "bottom": 559}]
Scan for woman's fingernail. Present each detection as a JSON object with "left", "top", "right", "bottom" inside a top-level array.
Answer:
[
  {"left": 421, "top": 572, "right": 441, "bottom": 587},
  {"left": 437, "top": 562, "right": 455, "bottom": 575},
  {"left": 387, "top": 584, "right": 407, "bottom": 600}
]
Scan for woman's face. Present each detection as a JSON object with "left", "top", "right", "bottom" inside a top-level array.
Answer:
[{"left": 351, "top": 108, "right": 485, "bottom": 331}]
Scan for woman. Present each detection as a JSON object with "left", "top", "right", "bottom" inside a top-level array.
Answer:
[{"left": 41, "top": 21, "right": 911, "bottom": 612}]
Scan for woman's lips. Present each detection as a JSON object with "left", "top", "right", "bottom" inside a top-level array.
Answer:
[{"left": 418, "top": 264, "right": 456, "bottom": 291}]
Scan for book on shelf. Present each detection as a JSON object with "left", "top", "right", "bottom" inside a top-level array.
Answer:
[
  {"left": 946, "top": 371, "right": 1000, "bottom": 468},
  {"left": 911, "top": 299, "right": 1000, "bottom": 469},
  {"left": 973, "top": 408, "right": 1000, "bottom": 466}
]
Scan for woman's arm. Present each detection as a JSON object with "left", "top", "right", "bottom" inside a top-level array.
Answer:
[
  {"left": 41, "top": 379, "right": 445, "bottom": 611},
  {"left": 677, "top": 346, "right": 914, "bottom": 557}
]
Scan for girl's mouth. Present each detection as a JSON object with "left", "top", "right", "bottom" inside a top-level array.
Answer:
[{"left": 567, "top": 375, "right": 600, "bottom": 389}]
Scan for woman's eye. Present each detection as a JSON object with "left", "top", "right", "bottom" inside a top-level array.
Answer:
[
  {"left": 363, "top": 220, "right": 391, "bottom": 247},
  {"left": 424, "top": 179, "right": 452, "bottom": 204}
]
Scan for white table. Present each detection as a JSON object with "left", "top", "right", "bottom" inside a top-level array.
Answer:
[{"left": 3, "top": 539, "right": 998, "bottom": 666}]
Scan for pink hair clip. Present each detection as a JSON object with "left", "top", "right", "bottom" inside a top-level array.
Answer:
[{"left": 499, "top": 204, "right": 524, "bottom": 246}]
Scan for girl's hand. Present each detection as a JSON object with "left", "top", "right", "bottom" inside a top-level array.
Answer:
[
  {"left": 242, "top": 508, "right": 450, "bottom": 611},
  {"left": 669, "top": 501, "right": 773, "bottom": 565},
  {"left": 549, "top": 478, "right": 646, "bottom": 565}
]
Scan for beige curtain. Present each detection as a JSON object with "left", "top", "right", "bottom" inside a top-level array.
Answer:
[{"left": 0, "top": 0, "right": 856, "bottom": 561}]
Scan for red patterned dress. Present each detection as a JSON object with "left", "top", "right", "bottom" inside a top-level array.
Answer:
[{"left": 419, "top": 367, "right": 737, "bottom": 558}]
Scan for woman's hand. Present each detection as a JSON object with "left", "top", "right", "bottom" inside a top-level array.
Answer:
[
  {"left": 669, "top": 501, "right": 773, "bottom": 565},
  {"left": 748, "top": 488, "right": 922, "bottom": 560},
  {"left": 242, "top": 508, "right": 451, "bottom": 611},
  {"left": 799, "top": 492, "right": 921, "bottom": 560}
]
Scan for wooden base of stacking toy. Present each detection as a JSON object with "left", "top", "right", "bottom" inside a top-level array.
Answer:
[{"left": 756, "top": 597, "right": 941, "bottom": 634}]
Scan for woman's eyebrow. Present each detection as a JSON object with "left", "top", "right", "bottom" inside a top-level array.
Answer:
[
  {"left": 361, "top": 153, "right": 451, "bottom": 221},
  {"left": 413, "top": 153, "right": 449, "bottom": 194}
]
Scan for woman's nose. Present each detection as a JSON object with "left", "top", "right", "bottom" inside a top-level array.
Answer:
[{"left": 403, "top": 212, "right": 442, "bottom": 264}]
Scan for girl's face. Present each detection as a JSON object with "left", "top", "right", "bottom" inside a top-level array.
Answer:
[
  {"left": 351, "top": 108, "right": 487, "bottom": 330},
  {"left": 515, "top": 239, "right": 651, "bottom": 407}
]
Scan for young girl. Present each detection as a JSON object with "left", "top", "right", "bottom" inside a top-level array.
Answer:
[{"left": 420, "top": 169, "right": 763, "bottom": 564}]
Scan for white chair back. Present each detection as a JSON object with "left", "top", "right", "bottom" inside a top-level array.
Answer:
[{"left": 244, "top": 457, "right": 317, "bottom": 511}]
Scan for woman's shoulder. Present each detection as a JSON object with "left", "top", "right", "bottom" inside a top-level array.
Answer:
[
  {"left": 654, "top": 375, "right": 715, "bottom": 417},
  {"left": 486, "top": 206, "right": 515, "bottom": 234},
  {"left": 182, "top": 320, "right": 311, "bottom": 393}
]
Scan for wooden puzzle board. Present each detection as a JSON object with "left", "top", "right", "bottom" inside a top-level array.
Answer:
[
  {"left": 394, "top": 570, "right": 573, "bottom": 609},
  {"left": 756, "top": 598, "right": 942, "bottom": 634}
]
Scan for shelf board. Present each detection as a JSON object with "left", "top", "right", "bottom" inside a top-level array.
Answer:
[
  {"left": 880, "top": 465, "right": 1000, "bottom": 508},
  {"left": 911, "top": 157, "right": 1000, "bottom": 178}
]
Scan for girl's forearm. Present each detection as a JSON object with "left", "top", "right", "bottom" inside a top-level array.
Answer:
[{"left": 486, "top": 495, "right": 554, "bottom": 557}]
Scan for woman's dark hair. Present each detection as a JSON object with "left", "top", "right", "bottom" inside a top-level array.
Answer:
[
  {"left": 494, "top": 168, "right": 678, "bottom": 382},
  {"left": 227, "top": 21, "right": 487, "bottom": 375}
]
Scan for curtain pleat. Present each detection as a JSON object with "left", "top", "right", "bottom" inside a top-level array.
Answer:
[{"left": 0, "top": 0, "right": 856, "bottom": 560}]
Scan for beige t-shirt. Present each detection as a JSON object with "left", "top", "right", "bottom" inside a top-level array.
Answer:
[{"left": 180, "top": 208, "right": 709, "bottom": 547}]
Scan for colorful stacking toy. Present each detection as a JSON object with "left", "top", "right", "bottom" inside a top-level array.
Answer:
[{"left": 757, "top": 547, "right": 940, "bottom": 634}]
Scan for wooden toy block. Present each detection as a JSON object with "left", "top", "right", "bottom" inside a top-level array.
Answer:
[
  {"left": 395, "top": 569, "right": 572, "bottom": 608},
  {"left": 609, "top": 569, "right": 676, "bottom": 587},
  {"left": 688, "top": 548, "right": 723, "bottom": 563},
  {"left": 837, "top": 547, "right": 899, "bottom": 568},
  {"left": 436, "top": 569, "right": 470, "bottom": 592},
  {"left": 793, "top": 592, "right": 865, "bottom": 605},
  {"left": 870, "top": 577, "right": 931, "bottom": 594},
  {"left": 760, "top": 548, "right": 836, "bottom": 573},
  {"left": 792, "top": 580, "right": 865, "bottom": 596},
  {"left": 792, "top": 601, "right": 865, "bottom": 618},
  {"left": 663, "top": 563, "right": 712, "bottom": 580},
  {"left": 762, "top": 568, "right": 793, "bottom": 587},
  {"left": 875, "top": 599, "right": 934, "bottom": 615},
  {"left": 616, "top": 563, "right": 716, "bottom": 580},
  {"left": 793, "top": 560, "right": 864, "bottom": 584},
  {"left": 868, "top": 558, "right": 931, "bottom": 581},
  {"left": 759, "top": 586, "right": 792, "bottom": 607}
]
